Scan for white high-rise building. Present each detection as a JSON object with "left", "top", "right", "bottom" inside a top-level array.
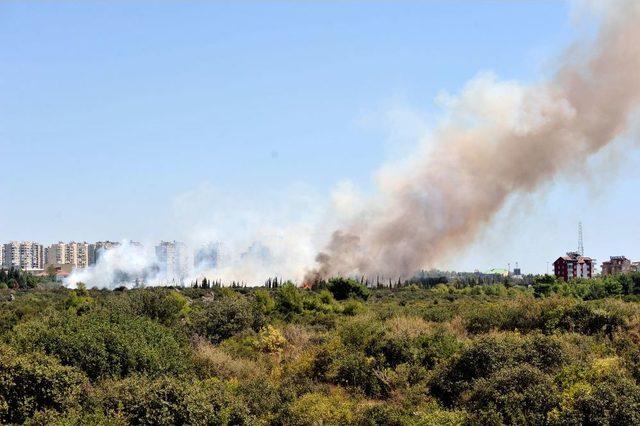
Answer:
[
  {"left": 45, "top": 243, "right": 65, "bottom": 266},
  {"left": 4, "top": 242, "right": 20, "bottom": 268},
  {"left": 45, "top": 242, "right": 90, "bottom": 268},
  {"left": 155, "top": 241, "right": 190, "bottom": 284},
  {"left": 88, "top": 241, "right": 121, "bottom": 265},
  {"left": 2, "top": 241, "right": 44, "bottom": 271}
]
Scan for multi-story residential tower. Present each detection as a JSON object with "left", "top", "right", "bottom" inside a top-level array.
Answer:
[
  {"left": 155, "top": 241, "right": 190, "bottom": 284},
  {"left": 2, "top": 241, "right": 44, "bottom": 271},
  {"left": 45, "top": 243, "right": 65, "bottom": 266},
  {"left": 553, "top": 252, "right": 593, "bottom": 281},
  {"left": 66, "top": 242, "right": 89, "bottom": 268},
  {"left": 88, "top": 241, "right": 121, "bottom": 265},
  {"left": 46, "top": 242, "right": 90, "bottom": 268},
  {"left": 601, "top": 256, "right": 633, "bottom": 276},
  {"left": 4, "top": 242, "right": 20, "bottom": 268}
]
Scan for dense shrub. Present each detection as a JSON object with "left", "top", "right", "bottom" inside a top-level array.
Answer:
[
  {"left": 191, "top": 340, "right": 262, "bottom": 381},
  {"left": 275, "top": 283, "right": 304, "bottom": 315},
  {"left": 127, "top": 289, "right": 190, "bottom": 326},
  {"left": 464, "top": 365, "right": 558, "bottom": 424},
  {"left": 430, "top": 333, "right": 565, "bottom": 406},
  {"left": 550, "top": 372, "right": 640, "bottom": 425},
  {"left": 329, "top": 351, "right": 390, "bottom": 398},
  {"left": 285, "top": 391, "right": 357, "bottom": 426},
  {"left": 93, "top": 376, "right": 250, "bottom": 425},
  {"left": 192, "top": 295, "right": 262, "bottom": 343},
  {"left": 364, "top": 318, "right": 461, "bottom": 369},
  {"left": 3, "top": 278, "right": 640, "bottom": 424},
  {"left": 10, "top": 311, "right": 188, "bottom": 380},
  {"left": 325, "top": 277, "right": 370, "bottom": 300},
  {"left": 358, "top": 404, "right": 411, "bottom": 426},
  {"left": 0, "top": 345, "right": 87, "bottom": 424}
]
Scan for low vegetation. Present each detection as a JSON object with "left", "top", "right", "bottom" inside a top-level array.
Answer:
[{"left": 1, "top": 273, "right": 640, "bottom": 424}]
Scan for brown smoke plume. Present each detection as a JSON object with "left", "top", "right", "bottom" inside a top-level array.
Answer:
[{"left": 307, "top": 0, "right": 640, "bottom": 282}]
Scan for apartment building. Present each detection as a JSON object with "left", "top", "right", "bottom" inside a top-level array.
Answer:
[
  {"left": 88, "top": 241, "right": 121, "bottom": 265},
  {"left": 45, "top": 242, "right": 90, "bottom": 268},
  {"left": 155, "top": 241, "right": 190, "bottom": 284},
  {"left": 601, "top": 256, "right": 633, "bottom": 276},
  {"left": 2, "top": 241, "right": 45, "bottom": 271},
  {"left": 553, "top": 252, "right": 593, "bottom": 281},
  {"left": 65, "top": 242, "right": 89, "bottom": 268}
]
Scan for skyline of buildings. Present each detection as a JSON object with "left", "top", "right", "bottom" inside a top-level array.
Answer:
[
  {"left": 1, "top": 240, "right": 219, "bottom": 282},
  {"left": 3, "top": 239, "right": 640, "bottom": 284}
]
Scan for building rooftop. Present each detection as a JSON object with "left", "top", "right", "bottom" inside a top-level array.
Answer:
[{"left": 558, "top": 252, "right": 592, "bottom": 263}]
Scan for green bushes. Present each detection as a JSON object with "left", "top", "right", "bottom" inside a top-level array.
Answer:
[
  {"left": 275, "top": 283, "right": 304, "bottom": 315},
  {"left": 549, "top": 372, "right": 640, "bottom": 425},
  {"left": 361, "top": 318, "right": 461, "bottom": 369},
  {"left": 285, "top": 391, "right": 357, "bottom": 426},
  {"left": 0, "top": 345, "right": 87, "bottom": 424},
  {"left": 191, "top": 294, "right": 262, "bottom": 343},
  {"left": 533, "top": 272, "right": 640, "bottom": 300},
  {"left": 10, "top": 311, "right": 188, "bottom": 380},
  {"left": 430, "top": 333, "right": 566, "bottom": 406},
  {"left": 0, "top": 267, "right": 50, "bottom": 290},
  {"left": 465, "top": 365, "right": 557, "bottom": 424},
  {"left": 2, "top": 281, "right": 640, "bottom": 424},
  {"left": 329, "top": 351, "right": 390, "bottom": 398},
  {"left": 456, "top": 296, "right": 633, "bottom": 337},
  {"left": 127, "top": 289, "right": 190, "bottom": 326},
  {"left": 92, "top": 376, "right": 250, "bottom": 425},
  {"left": 325, "top": 277, "right": 370, "bottom": 300}
]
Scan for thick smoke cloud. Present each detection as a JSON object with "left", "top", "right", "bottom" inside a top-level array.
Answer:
[
  {"left": 66, "top": 241, "right": 158, "bottom": 289},
  {"left": 65, "top": 184, "right": 324, "bottom": 288},
  {"left": 65, "top": 1, "right": 640, "bottom": 288},
  {"left": 306, "top": 0, "right": 640, "bottom": 282}
]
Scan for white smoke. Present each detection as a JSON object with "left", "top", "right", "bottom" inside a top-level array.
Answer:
[
  {"left": 66, "top": 0, "right": 640, "bottom": 288},
  {"left": 66, "top": 240, "right": 157, "bottom": 289},
  {"left": 65, "top": 183, "right": 328, "bottom": 288}
]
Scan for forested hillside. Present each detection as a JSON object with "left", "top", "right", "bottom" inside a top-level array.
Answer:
[{"left": 1, "top": 274, "right": 640, "bottom": 425}]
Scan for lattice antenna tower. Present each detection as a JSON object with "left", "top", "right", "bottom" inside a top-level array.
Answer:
[{"left": 578, "top": 222, "right": 584, "bottom": 256}]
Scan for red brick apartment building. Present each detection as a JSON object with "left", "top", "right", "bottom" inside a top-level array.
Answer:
[{"left": 553, "top": 252, "right": 593, "bottom": 281}]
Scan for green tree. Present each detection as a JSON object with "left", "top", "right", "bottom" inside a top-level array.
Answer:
[
  {"left": 275, "top": 283, "right": 304, "bottom": 315},
  {"left": 326, "top": 277, "right": 370, "bottom": 300},
  {"left": 0, "top": 345, "right": 87, "bottom": 424},
  {"left": 465, "top": 365, "right": 558, "bottom": 425},
  {"left": 192, "top": 295, "right": 259, "bottom": 343}
]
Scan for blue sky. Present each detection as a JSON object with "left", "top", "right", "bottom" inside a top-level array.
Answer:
[{"left": 1, "top": 1, "right": 638, "bottom": 273}]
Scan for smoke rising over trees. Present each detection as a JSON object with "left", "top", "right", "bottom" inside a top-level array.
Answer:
[{"left": 307, "top": 0, "right": 640, "bottom": 281}]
